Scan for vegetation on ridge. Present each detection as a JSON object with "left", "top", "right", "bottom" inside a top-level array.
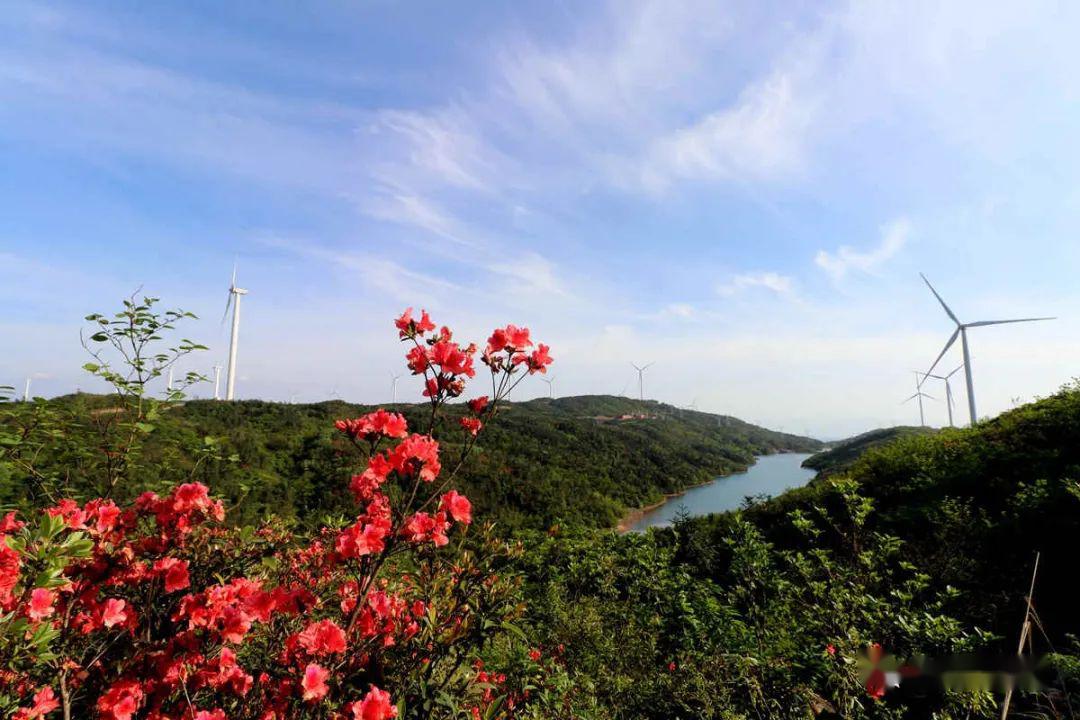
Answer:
[
  {"left": 1, "top": 393, "right": 820, "bottom": 531},
  {"left": 801, "top": 426, "right": 937, "bottom": 478}
]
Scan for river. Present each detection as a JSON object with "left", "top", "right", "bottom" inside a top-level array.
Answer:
[{"left": 625, "top": 453, "right": 816, "bottom": 532}]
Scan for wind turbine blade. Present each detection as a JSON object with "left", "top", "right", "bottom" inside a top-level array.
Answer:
[
  {"left": 643, "top": 362, "right": 655, "bottom": 370},
  {"left": 231, "top": 260, "right": 237, "bottom": 289},
  {"left": 965, "top": 317, "right": 1055, "bottom": 328},
  {"left": 946, "top": 364, "right": 964, "bottom": 378},
  {"left": 921, "top": 392, "right": 937, "bottom": 401},
  {"left": 925, "top": 327, "right": 960, "bottom": 378},
  {"left": 221, "top": 291, "right": 233, "bottom": 325},
  {"left": 901, "top": 394, "right": 918, "bottom": 404},
  {"left": 920, "top": 273, "right": 960, "bottom": 324}
]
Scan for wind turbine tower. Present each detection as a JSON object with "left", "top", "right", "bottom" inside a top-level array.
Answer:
[
  {"left": 23, "top": 377, "right": 31, "bottom": 402},
  {"left": 921, "top": 273, "right": 1053, "bottom": 425},
  {"left": 212, "top": 365, "right": 222, "bottom": 400},
  {"left": 390, "top": 371, "right": 403, "bottom": 404},
  {"left": 223, "top": 266, "right": 248, "bottom": 401},
  {"left": 903, "top": 372, "right": 935, "bottom": 427},
  {"left": 922, "top": 364, "right": 964, "bottom": 427},
  {"left": 630, "top": 362, "right": 654, "bottom": 402}
]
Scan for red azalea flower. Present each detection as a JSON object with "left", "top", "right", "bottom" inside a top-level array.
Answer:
[
  {"left": 459, "top": 417, "right": 482, "bottom": 436},
  {"left": 101, "top": 598, "right": 128, "bottom": 628},
  {"left": 153, "top": 557, "right": 191, "bottom": 593},
  {"left": 353, "top": 685, "right": 396, "bottom": 720},
  {"left": 298, "top": 619, "right": 348, "bottom": 656},
  {"left": 439, "top": 491, "right": 472, "bottom": 524},
  {"left": 301, "top": 663, "right": 330, "bottom": 702},
  {"left": 27, "top": 588, "right": 55, "bottom": 621}
]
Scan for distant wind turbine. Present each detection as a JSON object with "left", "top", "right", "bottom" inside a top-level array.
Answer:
[
  {"left": 541, "top": 375, "right": 556, "bottom": 399},
  {"left": 23, "top": 377, "right": 31, "bottom": 402},
  {"left": 903, "top": 371, "right": 935, "bottom": 427},
  {"left": 212, "top": 365, "right": 222, "bottom": 400},
  {"left": 630, "top": 362, "right": 654, "bottom": 401},
  {"left": 222, "top": 264, "right": 249, "bottom": 401},
  {"left": 390, "top": 371, "right": 403, "bottom": 404},
  {"left": 920, "top": 273, "right": 1054, "bottom": 425},
  {"left": 921, "top": 364, "right": 964, "bottom": 427},
  {"left": 166, "top": 366, "right": 174, "bottom": 393}
]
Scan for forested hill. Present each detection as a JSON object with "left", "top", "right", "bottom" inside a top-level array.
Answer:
[
  {"left": 801, "top": 425, "right": 936, "bottom": 477},
  {"left": 1, "top": 393, "right": 821, "bottom": 530},
  {"left": 681, "top": 383, "right": 1080, "bottom": 641}
]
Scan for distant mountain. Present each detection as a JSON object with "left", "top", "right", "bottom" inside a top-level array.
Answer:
[
  {"left": 801, "top": 425, "right": 937, "bottom": 477},
  {"left": 0, "top": 394, "right": 822, "bottom": 531}
]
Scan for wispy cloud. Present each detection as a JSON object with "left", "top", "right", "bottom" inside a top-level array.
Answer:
[
  {"left": 637, "top": 72, "right": 817, "bottom": 193},
  {"left": 717, "top": 271, "right": 794, "bottom": 296},
  {"left": 362, "top": 193, "right": 478, "bottom": 248},
  {"left": 815, "top": 218, "right": 911, "bottom": 280}
]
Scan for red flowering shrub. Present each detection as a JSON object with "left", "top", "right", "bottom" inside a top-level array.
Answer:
[{"left": 0, "top": 310, "right": 555, "bottom": 719}]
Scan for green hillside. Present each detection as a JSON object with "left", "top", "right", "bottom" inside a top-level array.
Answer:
[
  {"left": 801, "top": 425, "right": 937, "bottom": 477},
  {"left": 682, "top": 384, "right": 1080, "bottom": 641},
  {"left": 0, "top": 393, "right": 821, "bottom": 530}
]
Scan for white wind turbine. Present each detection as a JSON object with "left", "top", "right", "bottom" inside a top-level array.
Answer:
[
  {"left": 222, "top": 264, "right": 249, "bottom": 401},
  {"left": 920, "top": 273, "right": 1054, "bottom": 425},
  {"left": 212, "top": 365, "right": 223, "bottom": 400},
  {"left": 166, "top": 366, "right": 175, "bottom": 394},
  {"left": 630, "top": 362, "right": 654, "bottom": 401},
  {"left": 541, "top": 375, "right": 556, "bottom": 399},
  {"left": 23, "top": 377, "right": 31, "bottom": 402},
  {"left": 902, "top": 371, "right": 935, "bottom": 427},
  {"left": 390, "top": 371, "right": 403, "bottom": 404},
  {"left": 921, "top": 364, "right": 964, "bottom": 427}
]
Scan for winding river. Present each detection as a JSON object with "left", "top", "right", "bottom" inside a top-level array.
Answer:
[{"left": 626, "top": 453, "right": 816, "bottom": 532}]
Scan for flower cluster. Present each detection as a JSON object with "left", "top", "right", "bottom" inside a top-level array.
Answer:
[{"left": 0, "top": 308, "right": 552, "bottom": 720}]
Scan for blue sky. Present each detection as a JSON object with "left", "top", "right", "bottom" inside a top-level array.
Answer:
[{"left": 2, "top": 0, "right": 1078, "bottom": 437}]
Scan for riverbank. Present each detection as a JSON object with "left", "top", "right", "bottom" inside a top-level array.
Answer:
[
  {"left": 615, "top": 471, "right": 747, "bottom": 533},
  {"left": 618, "top": 453, "right": 816, "bottom": 533}
]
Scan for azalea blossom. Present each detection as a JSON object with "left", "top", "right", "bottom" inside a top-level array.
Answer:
[
  {"left": 27, "top": 588, "right": 55, "bottom": 621},
  {"left": 101, "top": 598, "right": 128, "bottom": 628},
  {"left": 301, "top": 663, "right": 330, "bottom": 702},
  {"left": 440, "top": 491, "right": 472, "bottom": 524},
  {"left": 353, "top": 685, "right": 397, "bottom": 720}
]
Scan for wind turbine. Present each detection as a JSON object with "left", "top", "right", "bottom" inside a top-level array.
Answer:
[
  {"left": 541, "top": 375, "right": 556, "bottom": 399},
  {"left": 920, "top": 273, "right": 1053, "bottom": 425},
  {"left": 23, "top": 377, "right": 31, "bottom": 402},
  {"left": 222, "top": 265, "right": 248, "bottom": 401},
  {"left": 212, "top": 365, "right": 222, "bottom": 400},
  {"left": 390, "top": 371, "right": 403, "bottom": 404},
  {"left": 166, "top": 367, "right": 174, "bottom": 393},
  {"left": 630, "top": 362, "right": 654, "bottom": 401},
  {"left": 902, "top": 371, "right": 935, "bottom": 427},
  {"left": 921, "top": 364, "right": 964, "bottom": 427}
]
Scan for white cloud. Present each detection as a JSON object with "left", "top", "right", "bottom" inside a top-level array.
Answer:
[
  {"left": 486, "top": 252, "right": 569, "bottom": 298},
  {"left": 638, "top": 72, "right": 816, "bottom": 192},
  {"left": 815, "top": 217, "right": 911, "bottom": 280},
  {"left": 717, "top": 271, "right": 794, "bottom": 296},
  {"left": 362, "top": 193, "right": 477, "bottom": 248}
]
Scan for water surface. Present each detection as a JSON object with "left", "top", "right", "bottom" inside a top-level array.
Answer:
[{"left": 627, "top": 453, "right": 815, "bottom": 532}]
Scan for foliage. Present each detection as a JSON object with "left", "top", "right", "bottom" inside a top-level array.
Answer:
[
  {"left": 0, "top": 295, "right": 211, "bottom": 508},
  {"left": 801, "top": 426, "right": 937, "bottom": 479},
  {"left": 5, "top": 293, "right": 1080, "bottom": 719},
  {"left": 1, "top": 395, "right": 820, "bottom": 531},
  {"left": 0, "top": 305, "right": 567, "bottom": 719}
]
